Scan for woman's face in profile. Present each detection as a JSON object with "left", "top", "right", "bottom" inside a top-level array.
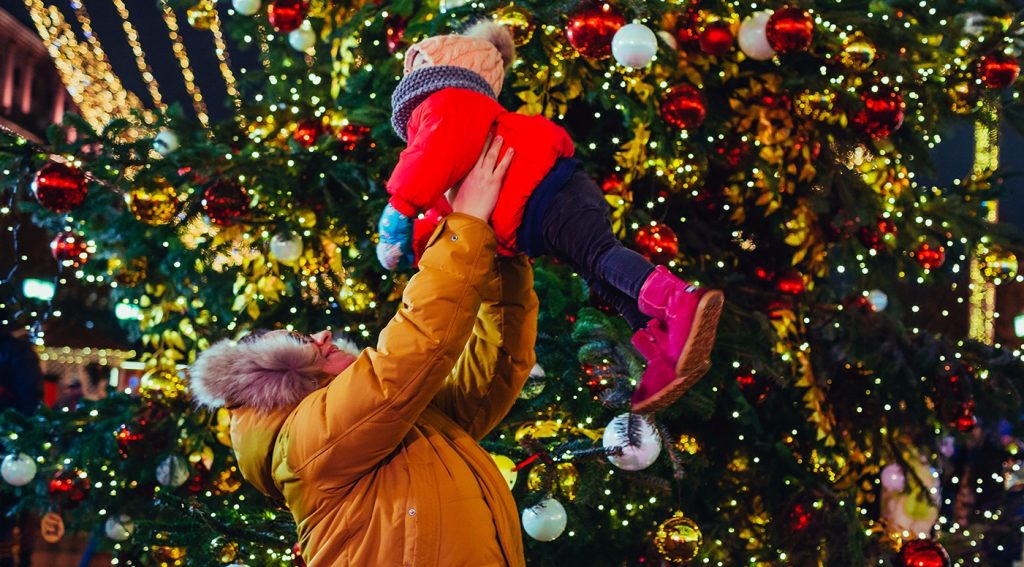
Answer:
[{"left": 262, "top": 329, "right": 355, "bottom": 376}]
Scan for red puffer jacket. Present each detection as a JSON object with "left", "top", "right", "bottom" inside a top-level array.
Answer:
[{"left": 387, "top": 88, "right": 575, "bottom": 254}]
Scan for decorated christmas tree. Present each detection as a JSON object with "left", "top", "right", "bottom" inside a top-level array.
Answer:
[{"left": 2, "top": 0, "right": 1024, "bottom": 565}]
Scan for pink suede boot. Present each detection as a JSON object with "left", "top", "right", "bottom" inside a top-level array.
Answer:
[
  {"left": 632, "top": 266, "right": 724, "bottom": 413},
  {"left": 631, "top": 319, "right": 680, "bottom": 411}
]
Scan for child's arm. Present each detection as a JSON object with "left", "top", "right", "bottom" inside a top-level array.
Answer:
[
  {"left": 431, "top": 254, "right": 539, "bottom": 441},
  {"left": 387, "top": 89, "right": 497, "bottom": 216},
  {"left": 377, "top": 89, "right": 496, "bottom": 269}
]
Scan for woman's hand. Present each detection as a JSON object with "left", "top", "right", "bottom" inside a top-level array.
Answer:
[{"left": 449, "top": 135, "right": 514, "bottom": 222}]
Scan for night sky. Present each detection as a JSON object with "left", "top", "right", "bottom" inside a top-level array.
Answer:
[{"left": 1, "top": 0, "right": 1021, "bottom": 229}]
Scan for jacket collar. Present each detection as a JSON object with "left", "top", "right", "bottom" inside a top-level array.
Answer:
[{"left": 390, "top": 65, "right": 496, "bottom": 142}]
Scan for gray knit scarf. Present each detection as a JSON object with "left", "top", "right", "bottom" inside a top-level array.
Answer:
[{"left": 391, "top": 65, "right": 496, "bottom": 142}]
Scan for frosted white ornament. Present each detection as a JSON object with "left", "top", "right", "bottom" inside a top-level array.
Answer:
[
  {"left": 602, "top": 413, "right": 661, "bottom": 471},
  {"left": 1, "top": 453, "right": 36, "bottom": 486},
  {"left": 880, "top": 463, "right": 906, "bottom": 492},
  {"left": 521, "top": 498, "right": 567, "bottom": 542},
  {"left": 518, "top": 361, "right": 546, "bottom": 400},
  {"left": 867, "top": 289, "right": 888, "bottom": 312},
  {"left": 611, "top": 23, "right": 658, "bottom": 68},
  {"left": 656, "top": 30, "right": 678, "bottom": 51},
  {"left": 288, "top": 20, "right": 316, "bottom": 52},
  {"left": 270, "top": 232, "right": 304, "bottom": 264},
  {"left": 231, "top": 0, "right": 261, "bottom": 16},
  {"left": 439, "top": 0, "right": 471, "bottom": 13},
  {"left": 490, "top": 454, "right": 518, "bottom": 490},
  {"left": 153, "top": 129, "right": 180, "bottom": 156},
  {"left": 738, "top": 11, "right": 776, "bottom": 61},
  {"left": 155, "top": 455, "right": 190, "bottom": 488},
  {"left": 105, "top": 515, "right": 134, "bottom": 541}
]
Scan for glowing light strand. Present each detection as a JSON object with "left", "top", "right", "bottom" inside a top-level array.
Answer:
[
  {"left": 208, "top": 6, "right": 241, "bottom": 110},
  {"left": 968, "top": 104, "right": 1000, "bottom": 343},
  {"left": 158, "top": 0, "right": 210, "bottom": 127},
  {"left": 111, "top": 0, "right": 165, "bottom": 110}
]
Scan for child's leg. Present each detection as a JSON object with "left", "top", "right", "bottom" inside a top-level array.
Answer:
[
  {"left": 537, "top": 168, "right": 724, "bottom": 413},
  {"left": 589, "top": 280, "right": 650, "bottom": 331},
  {"left": 536, "top": 168, "right": 654, "bottom": 307}
]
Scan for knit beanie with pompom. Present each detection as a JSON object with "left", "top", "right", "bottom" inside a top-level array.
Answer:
[{"left": 391, "top": 21, "right": 515, "bottom": 140}]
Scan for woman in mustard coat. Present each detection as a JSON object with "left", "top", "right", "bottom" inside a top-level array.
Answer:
[{"left": 190, "top": 139, "right": 537, "bottom": 566}]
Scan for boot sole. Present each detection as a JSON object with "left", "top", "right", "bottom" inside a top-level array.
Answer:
[{"left": 632, "top": 290, "right": 724, "bottom": 414}]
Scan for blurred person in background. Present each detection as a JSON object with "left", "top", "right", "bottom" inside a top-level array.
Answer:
[{"left": 0, "top": 328, "right": 42, "bottom": 567}]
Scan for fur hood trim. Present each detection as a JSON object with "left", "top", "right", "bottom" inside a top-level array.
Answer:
[{"left": 190, "top": 333, "right": 360, "bottom": 412}]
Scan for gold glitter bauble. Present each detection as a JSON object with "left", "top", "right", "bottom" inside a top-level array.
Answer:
[
  {"left": 126, "top": 181, "right": 179, "bottom": 225},
  {"left": 675, "top": 434, "right": 700, "bottom": 455},
  {"left": 211, "top": 536, "right": 239, "bottom": 564},
  {"left": 948, "top": 81, "right": 980, "bottom": 115},
  {"left": 794, "top": 90, "right": 841, "bottom": 123},
  {"left": 839, "top": 32, "right": 876, "bottom": 71},
  {"left": 653, "top": 511, "right": 702, "bottom": 564},
  {"left": 213, "top": 467, "right": 242, "bottom": 494},
  {"left": 978, "top": 245, "right": 1018, "bottom": 282},
  {"left": 139, "top": 369, "right": 185, "bottom": 400},
  {"left": 152, "top": 546, "right": 186, "bottom": 563},
  {"left": 187, "top": 1, "right": 216, "bottom": 30},
  {"left": 526, "top": 462, "right": 579, "bottom": 501},
  {"left": 495, "top": 5, "right": 535, "bottom": 47}
]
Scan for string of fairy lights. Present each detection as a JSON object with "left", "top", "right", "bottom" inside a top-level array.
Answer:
[
  {"left": 158, "top": 0, "right": 211, "bottom": 128},
  {"left": 110, "top": 0, "right": 166, "bottom": 111}
]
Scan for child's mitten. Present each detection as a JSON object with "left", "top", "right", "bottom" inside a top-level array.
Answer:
[{"left": 376, "top": 203, "right": 415, "bottom": 270}]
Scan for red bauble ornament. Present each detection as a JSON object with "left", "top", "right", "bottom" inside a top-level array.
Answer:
[
  {"left": 292, "top": 119, "right": 324, "bottom": 149},
  {"left": 787, "top": 502, "right": 814, "bottom": 532},
  {"left": 50, "top": 232, "right": 89, "bottom": 266},
  {"left": 48, "top": 470, "right": 90, "bottom": 509},
  {"left": 601, "top": 172, "right": 625, "bottom": 194},
  {"left": 201, "top": 180, "right": 249, "bottom": 226},
  {"left": 854, "top": 86, "right": 906, "bottom": 140},
  {"left": 661, "top": 84, "right": 707, "bottom": 130},
  {"left": 114, "top": 424, "right": 143, "bottom": 459},
  {"left": 977, "top": 53, "right": 1020, "bottom": 89},
  {"left": 896, "top": 539, "right": 950, "bottom": 567},
  {"left": 766, "top": 7, "right": 814, "bottom": 54},
  {"left": 385, "top": 15, "right": 408, "bottom": 54},
  {"left": 335, "top": 124, "right": 370, "bottom": 152},
  {"left": 635, "top": 223, "right": 680, "bottom": 264},
  {"left": 32, "top": 162, "right": 87, "bottom": 213},
  {"left": 954, "top": 402, "right": 977, "bottom": 432},
  {"left": 268, "top": 0, "right": 307, "bottom": 32},
  {"left": 776, "top": 271, "right": 805, "bottom": 295},
  {"left": 736, "top": 369, "right": 769, "bottom": 404},
  {"left": 914, "top": 243, "right": 946, "bottom": 270},
  {"left": 699, "top": 20, "right": 734, "bottom": 56},
  {"left": 857, "top": 218, "right": 897, "bottom": 251},
  {"left": 566, "top": 1, "right": 625, "bottom": 59}
]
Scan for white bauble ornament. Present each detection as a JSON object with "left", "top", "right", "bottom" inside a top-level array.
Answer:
[
  {"left": 867, "top": 289, "right": 889, "bottom": 312},
  {"left": 288, "top": 21, "right": 316, "bottom": 52},
  {"left": 518, "top": 361, "right": 546, "bottom": 400},
  {"left": 522, "top": 498, "right": 567, "bottom": 542},
  {"left": 270, "top": 232, "right": 304, "bottom": 264},
  {"left": 611, "top": 23, "right": 658, "bottom": 68},
  {"left": 439, "top": 0, "right": 471, "bottom": 13},
  {"left": 738, "top": 11, "right": 776, "bottom": 61},
  {"left": 490, "top": 454, "right": 518, "bottom": 490},
  {"left": 602, "top": 413, "right": 662, "bottom": 471},
  {"left": 153, "top": 129, "right": 180, "bottom": 156},
  {"left": 231, "top": 0, "right": 261, "bottom": 16},
  {"left": 880, "top": 463, "right": 906, "bottom": 492},
  {"left": 1, "top": 453, "right": 37, "bottom": 486},
  {"left": 155, "top": 455, "right": 190, "bottom": 488},
  {"left": 104, "top": 515, "right": 134, "bottom": 541},
  {"left": 656, "top": 30, "right": 678, "bottom": 51}
]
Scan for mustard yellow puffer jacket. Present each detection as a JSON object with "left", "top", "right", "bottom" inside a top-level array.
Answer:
[{"left": 229, "top": 214, "right": 538, "bottom": 566}]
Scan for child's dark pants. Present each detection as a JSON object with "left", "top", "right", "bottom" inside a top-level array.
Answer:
[{"left": 518, "top": 159, "right": 654, "bottom": 331}]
